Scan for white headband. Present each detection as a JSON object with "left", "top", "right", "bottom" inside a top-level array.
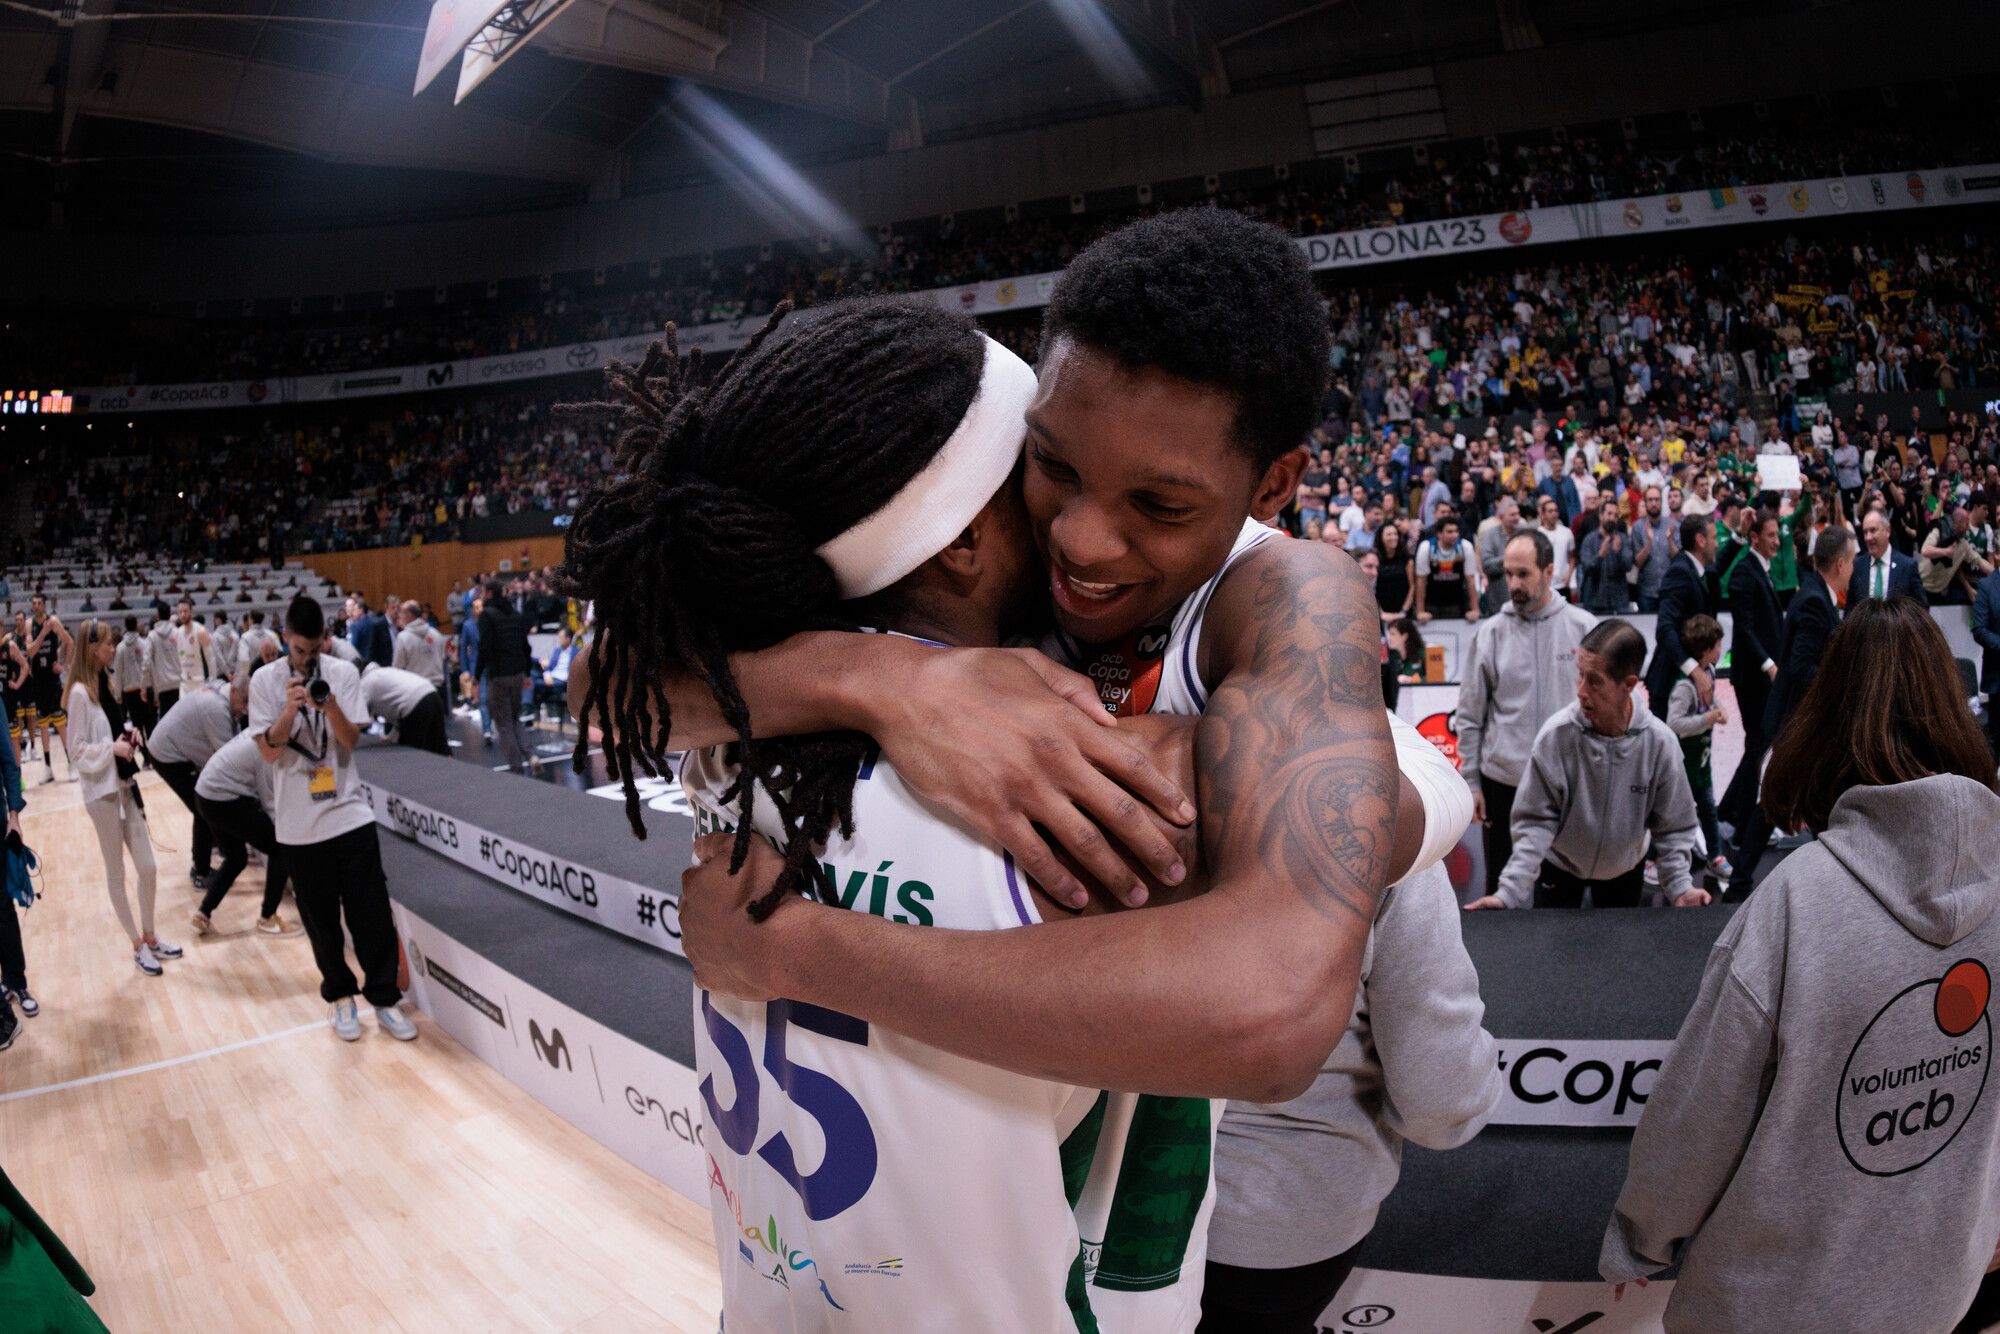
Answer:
[{"left": 816, "top": 334, "right": 1039, "bottom": 599}]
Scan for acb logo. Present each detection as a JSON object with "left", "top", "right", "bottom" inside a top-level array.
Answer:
[{"left": 1836, "top": 960, "right": 1989, "bottom": 1176}]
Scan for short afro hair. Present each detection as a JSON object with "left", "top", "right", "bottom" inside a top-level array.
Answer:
[{"left": 1042, "top": 207, "right": 1328, "bottom": 469}]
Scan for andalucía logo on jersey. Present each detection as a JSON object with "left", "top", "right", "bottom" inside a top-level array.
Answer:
[{"left": 1836, "top": 959, "right": 1990, "bottom": 1176}]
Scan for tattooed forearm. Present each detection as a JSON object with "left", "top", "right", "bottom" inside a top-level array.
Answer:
[{"left": 1198, "top": 542, "right": 1399, "bottom": 923}]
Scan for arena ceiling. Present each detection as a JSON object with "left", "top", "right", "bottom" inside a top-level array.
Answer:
[{"left": 0, "top": 0, "right": 1785, "bottom": 233}]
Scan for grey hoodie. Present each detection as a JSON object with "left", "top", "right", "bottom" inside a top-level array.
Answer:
[
  {"left": 1455, "top": 592, "right": 1599, "bottom": 790},
  {"left": 1209, "top": 864, "right": 1500, "bottom": 1267},
  {"left": 111, "top": 631, "right": 149, "bottom": 698},
  {"left": 1602, "top": 775, "right": 2000, "bottom": 1332},
  {"left": 146, "top": 621, "right": 180, "bottom": 693},
  {"left": 1496, "top": 701, "right": 1698, "bottom": 905}
]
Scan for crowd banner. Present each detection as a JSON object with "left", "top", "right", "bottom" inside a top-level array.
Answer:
[
  {"left": 72, "top": 162, "right": 2000, "bottom": 415},
  {"left": 395, "top": 895, "right": 1682, "bottom": 1331},
  {"left": 360, "top": 777, "right": 688, "bottom": 957},
  {"left": 392, "top": 902, "right": 711, "bottom": 1202}
]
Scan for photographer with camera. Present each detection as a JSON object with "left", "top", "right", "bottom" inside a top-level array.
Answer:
[
  {"left": 65, "top": 619, "right": 180, "bottom": 976},
  {"left": 250, "top": 596, "right": 414, "bottom": 1043}
]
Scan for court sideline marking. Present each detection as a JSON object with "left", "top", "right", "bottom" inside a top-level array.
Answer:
[{"left": 0, "top": 1020, "right": 325, "bottom": 1104}]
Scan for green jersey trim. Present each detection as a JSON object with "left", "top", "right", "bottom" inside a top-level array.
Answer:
[
  {"left": 1091, "top": 1095, "right": 1212, "bottom": 1292},
  {"left": 1061, "top": 1093, "right": 1110, "bottom": 1333}
]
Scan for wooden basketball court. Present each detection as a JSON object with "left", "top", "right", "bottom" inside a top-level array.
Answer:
[{"left": 0, "top": 765, "right": 722, "bottom": 1332}]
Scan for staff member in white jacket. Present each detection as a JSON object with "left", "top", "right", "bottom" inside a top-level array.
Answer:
[
  {"left": 359, "top": 662, "right": 450, "bottom": 756},
  {"left": 144, "top": 679, "right": 234, "bottom": 891},
  {"left": 111, "top": 615, "right": 154, "bottom": 739},
  {"left": 63, "top": 619, "right": 182, "bottom": 976},
  {"left": 192, "top": 723, "right": 298, "bottom": 938},
  {"left": 250, "top": 596, "right": 414, "bottom": 1043},
  {"left": 1203, "top": 727, "right": 1499, "bottom": 1332},
  {"left": 391, "top": 601, "right": 448, "bottom": 713},
  {"left": 145, "top": 614, "right": 182, "bottom": 718}
]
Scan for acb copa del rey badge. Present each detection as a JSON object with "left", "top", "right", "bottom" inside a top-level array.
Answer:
[{"left": 1086, "top": 625, "right": 1169, "bottom": 718}]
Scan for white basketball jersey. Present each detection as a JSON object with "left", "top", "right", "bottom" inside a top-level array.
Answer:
[
  {"left": 1036, "top": 517, "right": 1277, "bottom": 1334},
  {"left": 1046, "top": 518, "right": 1455, "bottom": 1332},
  {"left": 681, "top": 735, "right": 1111, "bottom": 1332}
]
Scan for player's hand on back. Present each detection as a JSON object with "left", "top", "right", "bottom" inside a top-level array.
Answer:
[
  {"left": 681, "top": 832, "right": 790, "bottom": 1002},
  {"left": 871, "top": 646, "right": 1194, "bottom": 911}
]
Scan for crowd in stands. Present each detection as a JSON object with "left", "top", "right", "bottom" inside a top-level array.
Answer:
[
  {"left": 14, "top": 206, "right": 1994, "bottom": 568},
  {"left": 7, "top": 109, "right": 1995, "bottom": 388},
  {"left": 23, "top": 391, "right": 618, "bottom": 561}
]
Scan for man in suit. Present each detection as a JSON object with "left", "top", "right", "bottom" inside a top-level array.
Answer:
[
  {"left": 1974, "top": 564, "right": 2000, "bottom": 757},
  {"left": 1726, "top": 527, "right": 1856, "bottom": 899},
  {"left": 1847, "top": 509, "right": 1928, "bottom": 607},
  {"left": 1717, "top": 508, "right": 1783, "bottom": 835},
  {"left": 1646, "top": 515, "right": 1716, "bottom": 719}
]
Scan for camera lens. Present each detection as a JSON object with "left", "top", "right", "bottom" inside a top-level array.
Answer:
[{"left": 308, "top": 677, "right": 332, "bottom": 706}]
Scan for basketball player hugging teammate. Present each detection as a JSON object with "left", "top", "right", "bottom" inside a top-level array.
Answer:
[{"left": 563, "top": 211, "right": 1472, "bottom": 1331}]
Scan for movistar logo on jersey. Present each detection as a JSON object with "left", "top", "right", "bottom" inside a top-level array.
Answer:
[{"left": 819, "top": 858, "right": 935, "bottom": 926}]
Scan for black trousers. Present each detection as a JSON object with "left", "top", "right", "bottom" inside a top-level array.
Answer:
[
  {"left": 152, "top": 758, "right": 214, "bottom": 874},
  {"left": 1197, "top": 1236, "right": 1367, "bottom": 1334},
  {"left": 1717, "top": 677, "right": 1771, "bottom": 828},
  {"left": 1480, "top": 776, "right": 1517, "bottom": 898},
  {"left": 155, "top": 686, "right": 179, "bottom": 719},
  {"left": 1533, "top": 858, "right": 1645, "bottom": 909},
  {"left": 284, "top": 823, "right": 400, "bottom": 1008},
  {"left": 0, "top": 883, "right": 25, "bottom": 994},
  {"left": 196, "top": 795, "right": 286, "bottom": 919},
  {"left": 123, "top": 691, "right": 157, "bottom": 748},
  {"left": 396, "top": 695, "right": 450, "bottom": 756}
]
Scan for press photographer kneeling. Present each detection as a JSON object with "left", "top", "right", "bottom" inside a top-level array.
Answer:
[{"left": 250, "top": 595, "right": 414, "bottom": 1043}]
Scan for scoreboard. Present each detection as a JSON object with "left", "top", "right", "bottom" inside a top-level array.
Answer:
[{"left": 2, "top": 389, "right": 73, "bottom": 414}]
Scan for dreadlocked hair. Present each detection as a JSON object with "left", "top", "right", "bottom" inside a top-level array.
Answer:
[{"left": 558, "top": 297, "right": 986, "bottom": 920}]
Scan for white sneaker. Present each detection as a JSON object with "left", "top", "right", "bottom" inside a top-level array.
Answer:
[
  {"left": 330, "top": 998, "right": 362, "bottom": 1041},
  {"left": 191, "top": 910, "right": 212, "bottom": 937},
  {"left": 134, "top": 944, "right": 163, "bottom": 977},
  {"left": 148, "top": 938, "right": 183, "bottom": 960},
  {"left": 256, "top": 914, "right": 302, "bottom": 936},
  {"left": 375, "top": 1004, "right": 418, "bottom": 1042}
]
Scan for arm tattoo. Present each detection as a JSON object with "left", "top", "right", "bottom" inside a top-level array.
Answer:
[{"left": 1198, "top": 549, "right": 1398, "bottom": 925}]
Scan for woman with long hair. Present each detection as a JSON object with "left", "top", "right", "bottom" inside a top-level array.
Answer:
[
  {"left": 1374, "top": 520, "right": 1414, "bottom": 619},
  {"left": 63, "top": 619, "right": 178, "bottom": 976},
  {"left": 1384, "top": 616, "right": 1427, "bottom": 683},
  {"left": 1603, "top": 599, "right": 2000, "bottom": 1330}
]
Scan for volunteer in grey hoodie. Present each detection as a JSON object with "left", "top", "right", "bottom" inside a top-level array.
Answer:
[
  {"left": 1602, "top": 598, "right": 2000, "bottom": 1332},
  {"left": 1204, "top": 727, "right": 1499, "bottom": 1331},
  {"left": 1455, "top": 528, "right": 1599, "bottom": 900},
  {"left": 1466, "top": 618, "right": 1705, "bottom": 911},
  {"left": 111, "top": 615, "right": 154, "bottom": 740},
  {"left": 145, "top": 614, "right": 182, "bottom": 718}
]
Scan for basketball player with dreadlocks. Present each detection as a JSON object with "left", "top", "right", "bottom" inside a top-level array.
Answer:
[
  {"left": 578, "top": 209, "right": 1431, "bottom": 1101},
  {"left": 563, "top": 293, "right": 1459, "bottom": 1330}
]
